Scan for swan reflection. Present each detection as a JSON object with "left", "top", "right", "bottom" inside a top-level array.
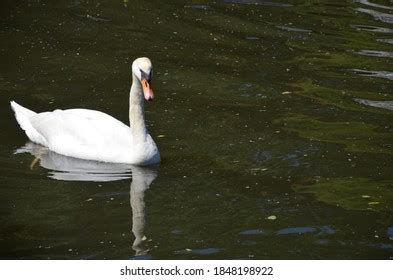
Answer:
[
  {"left": 129, "top": 165, "right": 157, "bottom": 256},
  {"left": 15, "top": 142, "right": 158, "bottom": 256}
]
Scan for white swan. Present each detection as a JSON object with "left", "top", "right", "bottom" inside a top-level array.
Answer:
[{"left": 11, "top": 57, "right": 160, "bottom": 166}]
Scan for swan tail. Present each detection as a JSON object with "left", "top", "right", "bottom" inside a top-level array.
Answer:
[{"left": 10, "top": 101, "right": 46, "bottom": 145}]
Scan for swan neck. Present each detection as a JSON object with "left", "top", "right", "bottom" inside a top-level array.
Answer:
[{"left": 129, "top": 74, "right": 147, "bottom": 141}]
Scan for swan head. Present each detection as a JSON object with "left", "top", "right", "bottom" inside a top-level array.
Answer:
[{"left": 132, "top": 57, "right": 154, "bottom": 101}]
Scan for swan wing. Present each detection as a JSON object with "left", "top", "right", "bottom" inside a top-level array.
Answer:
[{"left": 30, "top": 108, "right": 133, "bottom": 162}]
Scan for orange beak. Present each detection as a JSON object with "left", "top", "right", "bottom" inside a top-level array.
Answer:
[{"left": 141, "top": 79, "right": 154, "bottom": 101}]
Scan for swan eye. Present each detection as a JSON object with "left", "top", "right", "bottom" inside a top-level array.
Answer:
[{"left": 140, "top": 69, "right": 151, "bottom": 82}]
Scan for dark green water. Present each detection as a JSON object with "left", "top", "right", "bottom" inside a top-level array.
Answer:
[{"left": 1, "top": 0, "right": 393, "bottom": 259}]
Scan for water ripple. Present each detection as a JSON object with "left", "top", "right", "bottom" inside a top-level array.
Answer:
[
  {"left": 223, "top": 0, "right": 292, "bottom": 7},
  {"left": 388, "top": 227, "right": 393, "bottom": 239},
  {"left": 377, "top": 38, "right": 393, "bottom": 45},
  {"left": 277, "top": 227, "right": 317, "bottom": 235},
  {"left": 355, "top": 0, "right": 393, "bottom": 11},
  {"left": 276, "top": 25, "right": 312, "bottom": 33},
  {"left": 355, "top": 98, "right": 393, "bottom": 111},
  {"left": 239, "top": 226, "right": 336, "bottom": 237},
  {"left": 355, "top": 49, "right": 393, "bottom": 58},
  {"left": 175, "top": 247, "right": 222, "bottom": 255},
  {"left": 240, "top": 229, "right": 267, "bottom": 235},
  {"left": 355, "top": 8, "right": 393, "bottom": 24},
  {"left": 276, "top": 226, "right": 336, "bottom": 236},
  {"left": 352, "top": 69, "right": 393, "bottom": 80},
  {"left": 351, "top": 24, "right": 393, "bottom": 33},
  {"left": 184, "top": 5, "right": 211, "bottom": 10}
]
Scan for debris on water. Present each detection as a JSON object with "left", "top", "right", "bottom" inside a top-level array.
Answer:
[
  {"left": 281, "top": 91, "right": 292, "bottom": 95},
  {"left": 368, "top": 201, "right": 380, "bottom": 205},
  {"left": 85, "top": 198, "right": 93, "bottom": 202},
  {"left": 267, "top": 215, "right": 277, "bottom": 220},
  {"left": 74, "top": 13, "right": 111, "bottom": 22},
  {"left": 250, "top": 167, "right": 268, "bottom": 171},
  {"left": 157, "top": 134, "right": 166, "bottom": 138}
]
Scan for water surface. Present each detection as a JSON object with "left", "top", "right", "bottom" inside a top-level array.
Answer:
[{"left": 1, "top": 0, "right": 393, "bottom": 259}]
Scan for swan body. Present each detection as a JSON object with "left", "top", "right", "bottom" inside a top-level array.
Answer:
[{"left": 11, "top": 57, "right": 160, "bottom": 165}]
